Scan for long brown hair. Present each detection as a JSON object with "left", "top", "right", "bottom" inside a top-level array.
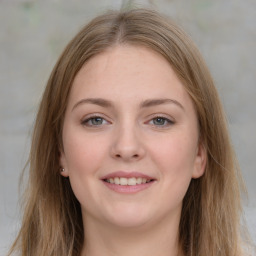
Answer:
[{"left": 9, "top": 8, "right": 249, "bottom": 256}]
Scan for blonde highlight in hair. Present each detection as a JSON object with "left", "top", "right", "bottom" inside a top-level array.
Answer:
[{"left": 9, "top": 8, "right": 250, "bottom": 256}]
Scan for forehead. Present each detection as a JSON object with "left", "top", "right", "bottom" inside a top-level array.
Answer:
[{"left": 68, "top": 45, "right": 193, "bottom": 111}]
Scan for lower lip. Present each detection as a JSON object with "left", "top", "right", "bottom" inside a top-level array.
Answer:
[{"left": 102, "top": 181, "right": 155, "bottom": 194}]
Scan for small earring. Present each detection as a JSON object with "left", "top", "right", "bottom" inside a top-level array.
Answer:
[{"left": 60, "top": 167, "right": 65, "bottom": 172}]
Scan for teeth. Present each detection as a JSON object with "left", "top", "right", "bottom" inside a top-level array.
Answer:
[
  {"left": 105, "top": 177, "right": 152, "bottom": 185},
  {"left": 120, "top": 177, "right": 128, "bottom": 185},
  {"left": 137, "top": 177, "right": 142, "bottom": 184},
  {"left": 128, "top": 177, "right": 136, "bottom": 185},
  {"left": 114, "top": 177, "right": 120, "bottom": 185}
]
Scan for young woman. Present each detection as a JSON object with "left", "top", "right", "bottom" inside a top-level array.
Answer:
[{"left": 8, "top": 8, "right": 251, "bottom": 256}]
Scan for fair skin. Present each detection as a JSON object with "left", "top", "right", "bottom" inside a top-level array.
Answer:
[{"left": 60, "top": 45, "right": 206, "bottom": 256}]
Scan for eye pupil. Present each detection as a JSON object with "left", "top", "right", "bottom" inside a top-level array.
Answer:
[
  {"left": 153, "top": 118, "right": 165, "bottom": 125},
  {"left": 92, "top": 117, "right": 103, "bottom": 125}
]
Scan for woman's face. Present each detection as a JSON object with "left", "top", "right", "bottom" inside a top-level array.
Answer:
[{"left": 60, "top": 45, "right": 206, "bottom": 229}]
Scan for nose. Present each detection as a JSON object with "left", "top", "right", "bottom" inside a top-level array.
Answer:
[{"left": 110, "top": 124, "right": 146, "bottom": 162}]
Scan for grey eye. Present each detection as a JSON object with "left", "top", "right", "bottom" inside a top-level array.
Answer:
[
  {"left": 148, "top": 116, "right": 174, "bottom": 127},
  {"left": 152, "top": 117, "right": 168, "bottom": 125},
  {"left": 82, "top": 116, "right": 108, "bottom": 126},
  {"left": 90, "top": 117, "right": 104, "bottom": 125}
]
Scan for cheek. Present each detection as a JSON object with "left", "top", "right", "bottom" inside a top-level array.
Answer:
[
  {"left": 62, "top": 132, "right": 109, "bottom": 207},
  {"left": 150, "top": 132, "right": 197, "bottom": 172},
  {"left": 63, "top": 130, "right": 108, "bottom": 175},
  {"left": 148, "top": 131, "right": 197, "bottom": 195}
]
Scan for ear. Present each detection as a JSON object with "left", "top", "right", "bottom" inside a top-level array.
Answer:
[
  {"left": 59, "top": 150, "right": 69, "bottom": 177},
  {"left": 192, "top": 142, "right": 207, "bottom": 179}
]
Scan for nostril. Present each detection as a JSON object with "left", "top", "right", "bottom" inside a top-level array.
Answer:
[{"left": 115, "top": 153, "right": 139, "bottom": 159}]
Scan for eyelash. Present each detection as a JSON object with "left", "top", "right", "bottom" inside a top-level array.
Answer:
[
  {"left": 147, "top": 115, "right": 175, "bottom": 127},
  {"left": 81, "top": 115, "right": 175, "bottom": 128},
  {"left": 81, "top": 115, "right": 110, "bottom": 127}
]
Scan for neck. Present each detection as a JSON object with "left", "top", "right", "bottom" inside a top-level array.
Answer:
[{"left": 80, "top": 213, "right": 183, "bottom": 256}]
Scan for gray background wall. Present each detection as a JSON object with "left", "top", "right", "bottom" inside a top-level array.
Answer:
[{"left": 0, "top": 0, "right": 255, "bottom": 254}]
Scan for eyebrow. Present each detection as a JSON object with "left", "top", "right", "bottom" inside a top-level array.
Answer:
[
  {"left": 72, "top": 98, "right": 184, "bottom": 111},
  {"left": 72, "top": 98, "right": 112, "bottom": 111},
  {"left": 140, "top": 98, "right": 184, "bottom": 110}
]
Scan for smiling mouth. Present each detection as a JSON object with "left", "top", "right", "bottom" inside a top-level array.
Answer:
[{"left": 104, "top": 177, "right": 155, "bottom": 186}]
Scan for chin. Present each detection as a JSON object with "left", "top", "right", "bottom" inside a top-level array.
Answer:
[
  {"left": 109, "top": 216, "right": 149, "bottom": 229},
  {"left": 103, "top": 204, "right": 153, "bottom": 229}
]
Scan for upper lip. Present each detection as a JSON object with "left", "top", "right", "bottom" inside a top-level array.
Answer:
[{"left": 101, "top": 171, "right": 155, "bottom": 180}]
